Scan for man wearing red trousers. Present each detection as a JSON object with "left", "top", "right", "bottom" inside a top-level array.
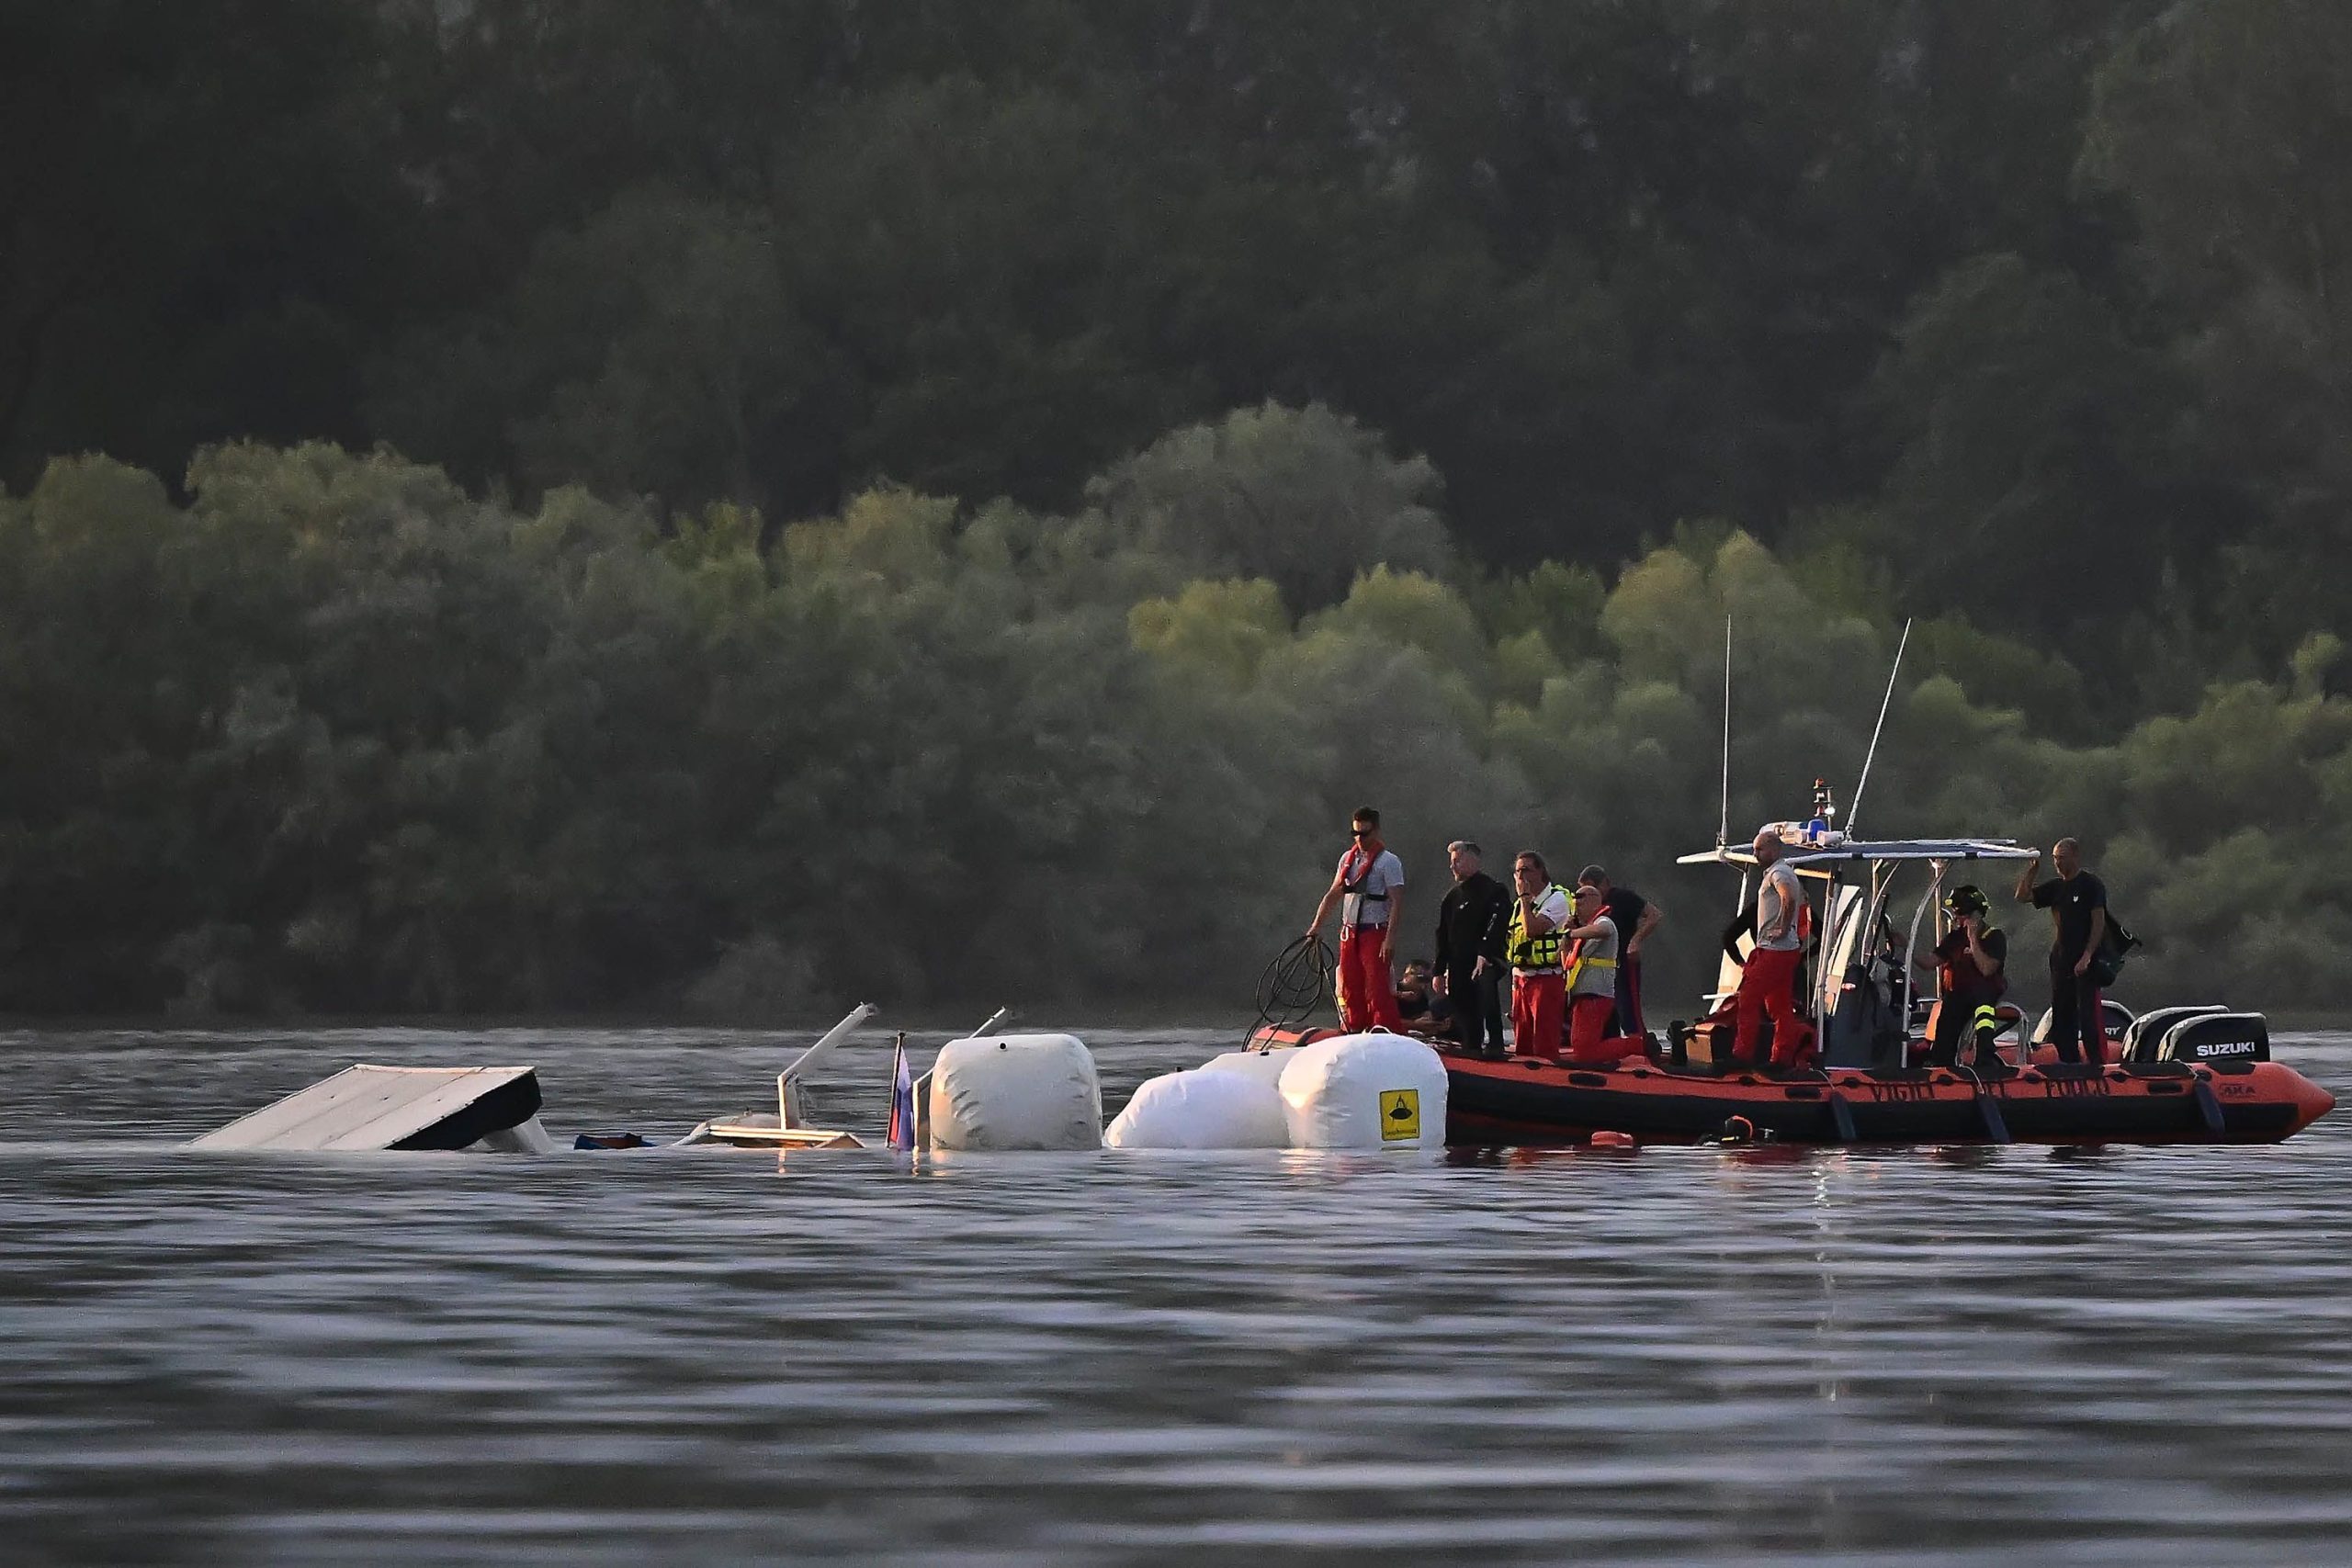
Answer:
[
  {"left": 1505, "top": 852, "right": 1571, "bottom": 1060},
  {"left": 1306, "top": 807, "right": 1406, "bottom": 1032},
  {"left": 1733, "top": 828, "right": 1815, "bottom": 1069}
]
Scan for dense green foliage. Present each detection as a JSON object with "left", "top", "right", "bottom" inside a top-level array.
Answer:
[
  {"left": 4, "top": 422, "right": 2346, "bottom": 1015},
  {"left": 3, "top": 2, "right": 2348, "bottom": 1014}
]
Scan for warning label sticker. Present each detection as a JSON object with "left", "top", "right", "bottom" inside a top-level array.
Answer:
[{"left": 1378, "top": 1089, "right": 1421, "bottom": 1141}]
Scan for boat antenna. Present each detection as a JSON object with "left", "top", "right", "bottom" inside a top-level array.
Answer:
[
  {"left": 1717, "top": 612, "right": 1733, "bottom": 847},
  {"left": 1847, "top": 616, "right": 1912, "bottom": 836}
]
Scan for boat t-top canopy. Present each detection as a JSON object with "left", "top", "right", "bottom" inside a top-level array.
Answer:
[{"left": 1677, "top": 837, "right": 2041, "bottom": 870}]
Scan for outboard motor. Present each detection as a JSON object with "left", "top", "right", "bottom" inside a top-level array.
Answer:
[
  {"left": 2157, "top": 1012, "right": 2270, "bottom": 1066},
  {"left": 2030, "top": 998, "right": 2137, "bottom": 1048},
  {"left": 2121, "top": 1004, "right": 2227, "bottom": 1064}
]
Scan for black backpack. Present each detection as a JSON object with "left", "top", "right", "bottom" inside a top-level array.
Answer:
[{"left": 2087, "top": 912, "right": 2142, "bottom": 987}]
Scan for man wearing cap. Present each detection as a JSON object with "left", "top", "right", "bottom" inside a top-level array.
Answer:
[
  {"left": 1913, "top": 883, "right": 2007, "bottom": 1070},
  {"left": 1433, "top": 840, "right": 1510, "bottom": 1055},
  {"left": 1305, "top": 806, "right": 1405, "bottom": 1032}
]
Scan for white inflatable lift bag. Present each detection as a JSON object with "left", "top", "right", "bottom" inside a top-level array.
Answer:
[
  {"left": 928, "top": 1032, "right": 1103, "bottom": 1150},
  {"left": 1197, "top": 1046, "right": 1295, "bottom": 1089},
  {"left": 1104, "top": 1063, "right": 1290, "bottom": 1149},
  {"left": 1277, "top": 1032, "right": 1449, "bottom": 1151}
]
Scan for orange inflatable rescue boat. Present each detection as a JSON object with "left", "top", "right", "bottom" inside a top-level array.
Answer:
[{"left": 1250, "top": 821, "right": 2334, "bottom": 1146}]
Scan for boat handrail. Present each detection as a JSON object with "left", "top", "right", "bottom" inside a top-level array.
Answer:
[{"left": 777, "top": 1003, "right": 877, "bottom": 1129}]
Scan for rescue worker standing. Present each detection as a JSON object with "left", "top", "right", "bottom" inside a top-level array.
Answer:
[
  {"left": 1433, "top": 840, "right": 1510, "bottom": 1056},
  {"left": 1558, "top": 883, "right": 1634, "bottom": 1064},
  {"left": 1914, "top": 884, "right": 2007, "bottom": 1070},
  {"left": 1575, "top": 864, "right": 1662, "bottom": 1037},
  {"left": 1306, "top": 806, "right": 1405, "bottom": 1033},
  {"left": 1732, "top": 828, "right": 1813, "bottom": 1069},
  {"left": 1505, "top": 852, "right": 1571, "bottom": 1060},
  {"left": 2014, "top": 837, "right": 2109, "bottom": 1065}
]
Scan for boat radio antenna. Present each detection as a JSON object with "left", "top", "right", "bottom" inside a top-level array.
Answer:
[
  {"left": 1847, "top": 616, "right": 1912, "bottom": 837},
  {"left": 1717, "top": 612, "right": 1733, "bottom": 847}
]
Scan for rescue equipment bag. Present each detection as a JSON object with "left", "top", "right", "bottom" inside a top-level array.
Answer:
[{"left": 2086, "top": 912, "right": 2142, "bottom": 987}]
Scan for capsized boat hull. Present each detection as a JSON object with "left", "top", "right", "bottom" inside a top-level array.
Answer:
[{"left": 1442, "top": 1051, "right": 2333, "bottom": 1146}]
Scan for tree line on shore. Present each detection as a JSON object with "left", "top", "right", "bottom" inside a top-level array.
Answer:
[
  {"left": 3, "top": 0, "right": 2347, "bottom": 1013},
  {"left": 4, "top": 416, "right": 2345, "bottom": 1017},
  {"left": 7, "top": 4, "right": 2349, "bottom": 669}
]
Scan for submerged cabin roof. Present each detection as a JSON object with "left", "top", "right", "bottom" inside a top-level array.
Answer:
[{"left": 190, "top": 1064, "right": 542, "bottom": 1151}]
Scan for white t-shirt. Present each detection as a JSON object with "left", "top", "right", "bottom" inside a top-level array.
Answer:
[
  {"left": 1336, "top": 846, "right": 1405, "bottom": 927},
  {"left": 1757, "top": 862, "right": 1804, "bottom": 952}
]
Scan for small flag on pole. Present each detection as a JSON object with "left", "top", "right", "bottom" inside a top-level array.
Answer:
[{"left": 886, "top": 1036, "right": 916, "bottom": 1150}]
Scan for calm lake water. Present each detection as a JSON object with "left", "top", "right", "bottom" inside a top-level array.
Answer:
[{"left": 4, "top": 1023, "right": 2350, "bottom": 1566}]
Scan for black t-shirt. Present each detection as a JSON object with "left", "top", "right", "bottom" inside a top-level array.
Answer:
[
  {"left": 1435, "top": 872, "right": 1510, "bottom": 968},
  {"left": 1600, "top": 887, "right": 1648, "bottom": 954},
  {"left": 1934, "top": 925, "right": 2007, "bottom": 1002},
  {"left": 2031, "top": 872, "right": 2108, "bottom": 963}
]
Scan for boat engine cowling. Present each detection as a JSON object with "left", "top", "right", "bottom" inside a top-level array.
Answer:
[
  {"left": 2033, "top": 998, "right": 2137, "bottom": 1046},
  {"left": 2120, "top": 1005, "right": 2226, "bottom": 1062},
  {"left": 2155, "top": 1012, "right": 2270, "bottom": 1065}
]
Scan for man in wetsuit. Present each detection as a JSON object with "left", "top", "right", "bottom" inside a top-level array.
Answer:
[
  {"left": 1576, "top": 864, "right": 1662, "bottom": 1037},
  {"left": 1914, "top": 884, "right": 2007, "bottom": 1070},
  {"left": 1433, "top": 840, "right": 1510, "bottom": 1055},
  {"left": 2014, "top": 837, "right": 2109, "bottom": 1065},
  {"left": 1306, "top": 806, "right": 1405, "bottom": 1032}
]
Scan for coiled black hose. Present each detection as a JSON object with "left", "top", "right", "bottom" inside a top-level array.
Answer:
[{"left": 1249, "top": 933, "right": 1334, "bottom": 1043}]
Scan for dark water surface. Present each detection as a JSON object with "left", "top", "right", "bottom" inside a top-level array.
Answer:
[{"left": 5, "top": 1024, "right": 2351, "bottom": 1566}]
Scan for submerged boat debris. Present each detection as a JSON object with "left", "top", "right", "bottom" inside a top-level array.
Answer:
[{"left": 191, "top": 1064, "right": 554, "bottom": 1153}]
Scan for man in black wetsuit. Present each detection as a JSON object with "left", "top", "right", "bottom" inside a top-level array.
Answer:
[
  {"left": 1433, "top": 840, "right": 1510, "bottom": 1055},
  {"left": 2014, "top": 837, "right": 2109, "bottom": 1065}
]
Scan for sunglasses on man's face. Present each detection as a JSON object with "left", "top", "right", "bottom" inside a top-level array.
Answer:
[{"left": 1351, "top": 828, "right": 1374, "bottom": 839}]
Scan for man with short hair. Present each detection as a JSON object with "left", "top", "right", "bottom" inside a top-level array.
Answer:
[
  {"left": 1505, "top": 852, "right": 1572, "bottom": 1060},
  {"left": 1433, "top": 840, "right": 1510, "bottom": 1055},
  {"left": 1558, "top": 883, "right": 1636, "bottom": 1064},
  {"left": 2014, "top": 837, "right": 2109, "bottom": 1065},
  {"left": 1732, "top": 829, "right": 1813, "bottom": 1069},
  {"left": 1306, "top": 806, "right": 1405, "bottom": 1033},
  {"left": 1576, "top": 864, "right": 1663, "bottom": 1037}
]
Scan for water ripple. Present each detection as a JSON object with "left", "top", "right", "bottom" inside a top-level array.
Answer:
[{"left": 1, "top": 1029, "right": 2348, "bottom": 1564}]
